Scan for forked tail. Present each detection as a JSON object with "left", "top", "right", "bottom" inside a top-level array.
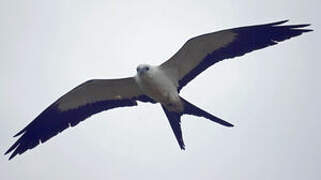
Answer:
[{"left": 161, "top": 97, "right": 233, "bottom": 150}]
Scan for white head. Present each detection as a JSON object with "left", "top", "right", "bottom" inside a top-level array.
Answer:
[{"left": 136, "top": 64, "right": 152, "bottom": 76}]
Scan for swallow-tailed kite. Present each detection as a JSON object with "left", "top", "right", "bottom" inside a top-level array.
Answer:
[{"left": 5, "top": 20, "right": 312, "bottom": 160}]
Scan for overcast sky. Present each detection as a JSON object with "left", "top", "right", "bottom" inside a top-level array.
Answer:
[{"left": 0, "top": 0, "right": 320, "bottom": 179}]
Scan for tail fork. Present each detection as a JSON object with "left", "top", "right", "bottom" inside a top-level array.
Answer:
[
  {"left": 161, "top": 97, "right": 233, "bottom": 150},
  {"left": 181, "top": 97, "right": 234, "bottom": 127}
]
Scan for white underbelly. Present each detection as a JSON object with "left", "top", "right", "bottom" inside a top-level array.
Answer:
[
  {"left": 138, "top": 75, "right": 175, "bottom": 103},
  {"left": 135, "top": 69, "right": 183, "bottom": 112}
]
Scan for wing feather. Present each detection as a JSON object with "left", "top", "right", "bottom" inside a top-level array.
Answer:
[
  {"left": 161, "top": 20, "right": 312, "bottom": 91},
  {"left": 5, "top": 77, "right": 153, "bottom": 160}
]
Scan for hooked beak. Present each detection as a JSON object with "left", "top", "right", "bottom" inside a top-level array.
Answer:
[{"left": 136, "top": 67, "right": 144, "bottom": 75}]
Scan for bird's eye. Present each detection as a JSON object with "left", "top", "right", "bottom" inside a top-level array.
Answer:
[{"left": 145, "top": 67, "right": 149, "bottom": 71}]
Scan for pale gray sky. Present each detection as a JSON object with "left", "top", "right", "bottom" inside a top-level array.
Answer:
[{"left": 0, "top": 0, "right": 320, "bottom": 179}]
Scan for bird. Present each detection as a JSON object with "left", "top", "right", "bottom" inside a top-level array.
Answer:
[{"left": 5, "top": 20, "right": 312, "bottom": 160}]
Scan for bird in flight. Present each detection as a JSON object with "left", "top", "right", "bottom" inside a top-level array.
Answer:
[{"left": 5, "top": 20, "right": 312, "bottom": 160}]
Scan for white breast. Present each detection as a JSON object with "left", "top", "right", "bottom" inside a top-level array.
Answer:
[{"left": 135, "top": 65, "right": 183, "bottom": 111}]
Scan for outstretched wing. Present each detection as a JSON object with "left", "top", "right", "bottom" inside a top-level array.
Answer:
[
  {"left": 5, "top": 77, "right": 154, "bottom": 160},
  {"left": 160, "top": 20, "right": 312, "bottom": 91}
]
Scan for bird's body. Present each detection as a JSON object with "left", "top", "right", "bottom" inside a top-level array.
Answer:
[
  {"left": 135, "top": 64, "right": 183, "bottom": 112},
  {"left": 5, "top": 20, "right": 312, "bottom": 160}
]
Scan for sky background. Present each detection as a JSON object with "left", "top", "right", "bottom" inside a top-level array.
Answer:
[{"left": 0, "top": 0, "right": 320, "bottom": 179}]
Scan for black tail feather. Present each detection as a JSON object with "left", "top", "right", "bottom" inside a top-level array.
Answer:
[
  {"left": 161, "top": 97, "right": 234, "bottom": 150},
  {"left": 181, "top": 98, "right": 234, "bottom": 127},
  {"left": 161, "top": 105, "right": 185, "bottom": 150}
]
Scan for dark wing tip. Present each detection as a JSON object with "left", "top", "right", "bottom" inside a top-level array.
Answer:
[
  {"left": 5, "top": 131, "right": 42, "bottom": 160},
  {"left": 269, "top": 19, "right": 289, "bottom": 26},
  {"left": 286, "top": 24, "right": 311, "bottom": 28},
  {"left": 256, "top": 20, "right": 313, "bottom": 29},
  {"left": 6, "top": 98, "right": 139, "bottom": 160},
  {"left": 8, "top": 148, "right": 20, "bottom": 160},
  {"left": 268, "top": 20, "right": 313, "bottom": 34},
  {"left": 4, "top": 142, "right": 18, "bottom": 156},
  {"left": 13, "top": 129, "right": 26, "bottom": 137}
]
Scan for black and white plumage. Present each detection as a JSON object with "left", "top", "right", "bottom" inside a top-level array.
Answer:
[{"left": 5, "top": 20, "right": 312, "bottom": 160}]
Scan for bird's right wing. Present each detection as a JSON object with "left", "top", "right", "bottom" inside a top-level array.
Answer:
[{"left": 5, "top": 77, "right": 154, "bottom": 160}]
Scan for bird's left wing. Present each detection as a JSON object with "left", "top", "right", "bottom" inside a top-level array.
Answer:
[
  {"left": 160, "top": 20, "right": 312, "bottom": 91},
  {"left": 5, "top": 77, "right": 154, "bottom": 160}
]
